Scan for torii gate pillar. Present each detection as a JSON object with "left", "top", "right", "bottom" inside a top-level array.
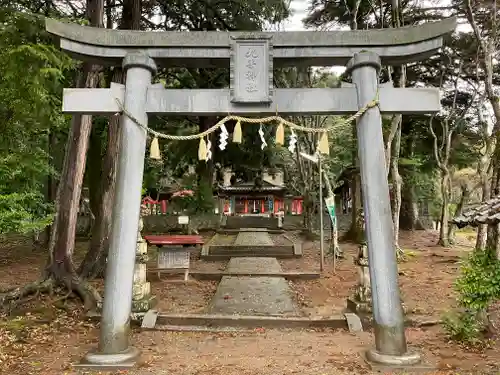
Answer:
[
  {"left": 82, "top": 52, "right": 157, "bottom": 367},
  {"left": 347, "top": 52, "right": 420, "bottom": 365}
]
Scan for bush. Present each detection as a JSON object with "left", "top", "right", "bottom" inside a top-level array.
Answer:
[
  {"left": 442, "top": 309, "right": 486, "bottom": 346},
  {"left": 455, "top": 249, "right": 500, "bottom": 311},
  {"left": 443, "top": 249, "right": 500, "bottom": 345}
]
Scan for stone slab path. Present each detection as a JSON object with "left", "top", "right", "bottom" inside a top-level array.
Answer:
[
  {"left": 233, "top": 229, "right": 274, "bottom": 246},
  {"left": 207, "top": 257, "right": 299, "bottom": 316},
  {"left": 225, "top": 257, "right": 282, "bottom": 273}
]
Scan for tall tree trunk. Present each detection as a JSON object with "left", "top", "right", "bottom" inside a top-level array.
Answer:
[
  {"left": 42, "top": 0, "right": 104, "bottom": 308},
  {"left": 476, "top": 179, "right": 490, "bottom": 250},
  {"left": 486, "top": 155, "right": 500, "bottom": 253},
  {"left": 78, "top": 0, "right": 141, "bottom": 279},
  {"left": 78, "top": 71, "right": 122, "bottom": 279},
  {"left": 389, "top": 0, "right": 405, "bottom": 255},
  {"left": 465, "top": 0, "right": 500, "bottom": 255},
  {"left": 438, "top": 172, "right": 450, "bottom": 247},
  {"left": 87, "top": 123, "right": 105, "bottom": 211},
  {"left": 344, "top": 172, "right": 363, "bottom": 242},
  {"left": 399, "top": 134, "right": 424, "bottom": 230},
  {"left": 448, "top": 184, "right": 471, "bottom": 244},
  {"left": 343, "top": 0, "right": 363, "bottom": 243},
  {"left": 390, "top": 115, "right": 403, "bottom": 254},
  {"left": 303, "top": 194, "right": 314, "bottom": 234},
  {"left": 42, "top": 130, "right": 58, "bottom": 246},
  {"left": 400, "top": 183, "right": 424, "bottom": 230},
  {"left": 45, "top": 65, "right": 101, "bottom": 309}
]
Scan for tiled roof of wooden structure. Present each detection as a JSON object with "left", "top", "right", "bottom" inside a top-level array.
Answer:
[
  {"left": 453, "top": 197, "right": 500, "bottom": 228},
  {"left": 218, "top": 181, "right": 285, "bottom": 193}
]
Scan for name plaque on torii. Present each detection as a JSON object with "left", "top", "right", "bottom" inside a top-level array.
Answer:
[
  {"left": 230, "top": 36, "right": 273, "bottom": 104},
  {"left": 45, "top": 17, "right": 457, "bottom": 370}
]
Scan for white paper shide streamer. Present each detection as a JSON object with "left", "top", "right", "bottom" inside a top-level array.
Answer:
[
  {"left": 259, "top": 123, "right": 267, "bottom": 150},
  {"left": 219, "top": 124, "right": 228, "bottom": 150},
  {"left": 288, "top": 129, "right": 297, "bottom": 153}
]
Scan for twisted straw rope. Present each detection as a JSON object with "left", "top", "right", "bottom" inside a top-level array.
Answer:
[{"left": 115, "top": 91, "right": 379, "bottom": 140}]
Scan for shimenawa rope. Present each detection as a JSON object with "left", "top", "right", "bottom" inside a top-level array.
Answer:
[{"left": 115, "top": 90, "right": 379, "bottom": 159}]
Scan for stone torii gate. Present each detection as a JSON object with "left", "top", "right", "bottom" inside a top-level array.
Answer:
[{"left": 46, "top": 18, "right": 456, "bottom": 369}]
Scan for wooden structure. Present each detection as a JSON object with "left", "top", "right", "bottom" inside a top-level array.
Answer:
[
  {"left": 144, "top": 235, "right": 204, "bottom": 281},
  {"left": 219, "top": 181, "right": 303, "bottom": 216}
]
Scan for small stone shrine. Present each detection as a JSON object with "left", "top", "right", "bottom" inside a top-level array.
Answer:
[{"left": 348, "top": 241, "right": 372, "bottom": 313}]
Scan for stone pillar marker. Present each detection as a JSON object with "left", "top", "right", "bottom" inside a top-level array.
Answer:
[
  {"left": 81, "top": 52, "right": 157, "bottom": 368},
  {"left": 346, "top": 51, "right": 420, "bottom": 366},
  {"left": 131, "top": 203, "right": 155, "bottom": 316}
]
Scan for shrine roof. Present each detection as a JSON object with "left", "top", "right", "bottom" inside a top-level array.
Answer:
[
  {"left": 219, "top": 181, "right": 285, "bottom": 193},
  {"left": 453, "top": 197, "right": 500, "bottom": 227}
]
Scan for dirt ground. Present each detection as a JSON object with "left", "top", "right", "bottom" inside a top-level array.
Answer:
[{"left": 1, "top": 230, "right": 499, "bottom": 375}]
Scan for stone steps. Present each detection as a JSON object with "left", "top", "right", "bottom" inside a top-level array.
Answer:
[
  {"left": 154, "top": 324, "right": 254, "bottom": 333},
  {"left": 203, "top": 229, "right": 301, "bottom": 259},
  {"left": 204, "top": 244, "right": 294, "bottom": 258},
  {"left": 188, "top": 271, "right": 320, "bottom": 281},
  {"left": 153, "top": 314, "right": 349, "bottom": 329},
  {"left": 202, "top": 253, "right": 297, "bottom": 260}
]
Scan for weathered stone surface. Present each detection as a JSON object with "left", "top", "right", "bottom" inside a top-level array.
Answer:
[
  {"left": 208, "top": 276, "right": 298, "bottom": 316},
  {"left": 144, "top": 214, "right": 220, "bottom": 232},
  {"left": 63, "top": 87, "right": 441, "bottom": 116},
  {"left": 344, "top": 312, "right": 364, "bottom": 332},
  {"left": 76, "top": 213, "right": 358, "bottom": 236},
  {"left": 47, "top": 18, "right": 456, "bottom": 48},
  {"left": 46, "top": 18, "right": 456, "bottom": 66},
  {"left": 225, "top": 216, "right": 279, "bottom": 229},
  {"left": 233, "top": 231, "right": 274, "bottom": 246},
  {"left": 225, "top": 257, "right": 282, "bottom": 273},
  {"left": 133, "top": 264, "right": 147, "bottom": 284},
  {"left": 131, "top": 296, "right": 156, "bottom": 313},
  {"left": 132, "top": 282, "right": 150, "bottom": 300},
  {"left": 230, "top": 37, "right": 272, "bottom": 104},
  {"left": 136, "top": 241, "right": 147, "bottom": 255},
  {"left": 208, "top": 256, "right": 299, "bottom": 316}
]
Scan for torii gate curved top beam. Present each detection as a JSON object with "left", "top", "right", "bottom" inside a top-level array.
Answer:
[{"left": 46, "top": 17, "right": 456, "bottom": 67}]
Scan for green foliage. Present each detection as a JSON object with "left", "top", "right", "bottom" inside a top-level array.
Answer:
[
  {"left": 0, "top": 193, "right": 53, "bottom": 233},
  {"left": 455, "top": 250, "right": 500, "bottom": 311},
  {"left": 443, "top": 250, "right": 500, "bottom": 345},
  {"left": 442, "top": 309, "right": 485, "bottom": 346},
  {"left": 0, "top": 8, "right": 75, "bottom": 234},
  {"left": 194, "top": 179, "right": 215, "bottom": 213},
  {"left": 327, "top": 120, "right": 354, "bottom": 177}
]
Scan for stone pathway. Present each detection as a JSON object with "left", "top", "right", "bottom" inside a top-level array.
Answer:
[
  {"left": 207, "top": 257, "right": 299, "bottom": 316},
  {"left": 233, "top": 229, "right": 274, "bottom": 246}
]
